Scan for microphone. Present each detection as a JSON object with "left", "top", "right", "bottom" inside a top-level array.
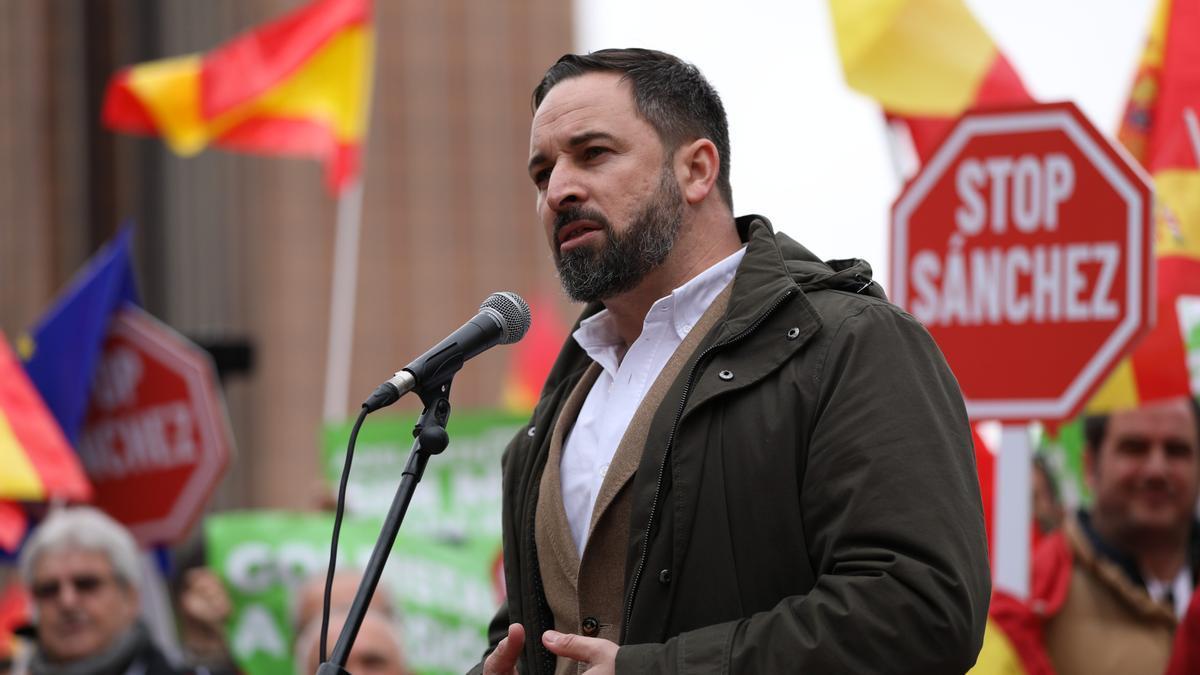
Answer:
[{"left": 363, "top": 292, "right": 531, "bottom": 412}]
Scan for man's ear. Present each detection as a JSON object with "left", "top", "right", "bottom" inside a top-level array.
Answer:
[{"left": 676, "top": 138, "right": 720, "bottom": 205}]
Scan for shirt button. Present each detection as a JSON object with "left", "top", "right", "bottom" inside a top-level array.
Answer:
[
  {"left": 581, "top": 616, "right": 600, "bottom": 636},
  {"left": 658, "top": 568, "right": 671, "bottom": 584},
  {"left": 787, "top": 327, "right": 801, "bottom": 340},
  {"left": 718, "top": 370, "right": 734, "bottom": 381},
  {"left": 527, "top": 426, "right": 536, "bottom": 437}
]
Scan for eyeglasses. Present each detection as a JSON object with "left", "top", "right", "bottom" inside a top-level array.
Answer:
[{"left": 30, "top": 574, "right": 115, "bottom": 601}]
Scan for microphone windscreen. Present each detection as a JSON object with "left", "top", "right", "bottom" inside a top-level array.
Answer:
[{"left": 481, "top": 292, "right": 532, "bottom": 344}]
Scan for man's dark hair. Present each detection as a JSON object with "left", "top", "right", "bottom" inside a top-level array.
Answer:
[
  {"left": 1083, "top": 397, "right": 1200, "bottom": 452},
  {"left": 532, "top": 48, "right": 733, "bottom": 210}
]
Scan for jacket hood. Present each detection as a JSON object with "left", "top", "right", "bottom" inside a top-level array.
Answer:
[{"left": 736, "top": 214, "right": 886, "bottom": 301}]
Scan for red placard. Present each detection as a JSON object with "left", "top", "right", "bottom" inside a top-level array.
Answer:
[
  {"left": 891, "top": 102, "right": 1154, "bottom": 422},
  {"left": 78, "top": 305, "right": 233, "bottom": 545}
]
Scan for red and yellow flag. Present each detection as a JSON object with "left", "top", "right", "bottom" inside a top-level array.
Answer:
[
  {"left": 1089, "top": 0, "right": 1200, "bottom": 411},
  {"left": 0, "top": 334, "right": 91, "bottom": 505},
  {"left": 102, "top": 0, "right": 372, "bottom": 193},
  {"left": 828, "top": 0, "right": 1033, "bottom": 165}
]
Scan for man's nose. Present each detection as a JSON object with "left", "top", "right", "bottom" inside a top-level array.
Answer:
[
  {"left": 1144, "top": 447, "right": 1171, "bottom": 476},
  {"left": 55, "top": 583, "right": 80, "bottom": 607},
  {"left": 546, "top": 165, "right": 586, "bottom": 211}
]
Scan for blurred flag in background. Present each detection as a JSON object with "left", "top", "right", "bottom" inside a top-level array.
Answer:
[
  {"left": 828, "top": 0, "right": 1033, "bottom": 177},
  {"left": 20, "top": 227, "right": 139, "bottom": 445},
  {"left": 102, "top": 0, "right": 372, "bottom": 193},
  {"left": 1088, "top": 0, "right": 1200, "bottom": 412}
]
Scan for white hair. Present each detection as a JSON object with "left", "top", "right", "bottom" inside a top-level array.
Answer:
[{"left": 17, "top": 506, "right": 142, "bottom": 592}]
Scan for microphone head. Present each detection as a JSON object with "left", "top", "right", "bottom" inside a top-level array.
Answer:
[{"left": 480, "top": 292, "right": 532, "bottom": 345}]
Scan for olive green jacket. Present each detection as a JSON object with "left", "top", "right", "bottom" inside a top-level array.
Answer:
[{"left": 475, "top": 215, "right": 990, "bottom": 673}]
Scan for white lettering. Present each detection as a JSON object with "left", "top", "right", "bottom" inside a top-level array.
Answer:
[
  {"left": 941, "top": 241, "right": 970, "bottom": 325},
  {"left": 911, "top": 251, "right": 941, "bottom": 324},
  {"left": 1004, "top": 246, "right": 1032, "bottom": 323},
  {"left": 1012, "top": 155, "right": 1042, "bottom": 233},
  {"left": 231, "top": 604, "right": 287, "bottom": 658},
  {"left": 985, "top": 157, "right": 1015, "bottom": 232},
  {"left": 908, "top": 242, "right": 1123, "bottom": 328},
  {"left": 954, "top": 153, "right": 1076, "bottom": 236},
  {"left": 226, "top": 543, "right": 274, "bottom": 593},
  {"left": 955, "top": 159, "right": 987, "bottom": 235},
  {"left": 1065, "top": 245, "right": 1090, "bottom": 320},
  {"left": 1032, "top": 246, "right": 1062, "bottom": 322},
  {"left": 1091, "top": 243, "right": 1120, "bottom": 320},
  {"left": 969, "top": 249, "right": 1003, "bottom": 324},
  {"left": 1043, "top": 153, "right": 1075, "bottom": 230},
  {"left": 78, "top": 402, "right": 198, "bottom": 481}
]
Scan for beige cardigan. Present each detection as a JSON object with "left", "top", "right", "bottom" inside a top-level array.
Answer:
[{"left": 535, "top": 286, "right": 733, "bottom": 674}]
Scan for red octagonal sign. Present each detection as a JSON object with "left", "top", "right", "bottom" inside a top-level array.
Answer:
[
  {"left": 891, "top": 102, "right": 1154, "bottom": 422},
  {"left": 78, "top": 305, "right": 233, "bottom": 545}
]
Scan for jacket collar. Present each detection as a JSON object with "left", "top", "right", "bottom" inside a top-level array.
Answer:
[
  {"left": 715, "top": 215, "right": 805, "bottom": 342},
  {"left": 544, "top": 214, "right": 880, "bottom": 397},
  {"left": 1077, "top": 508, "right": 1200, "bottom": 589}
]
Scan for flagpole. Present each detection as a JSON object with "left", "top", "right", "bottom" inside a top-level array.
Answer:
[
  {"left": 322, "top": 178, "right": 365, "bottom": 422},
  {"left": 321, "top": 11, "right": 377, "bottom": 424}
]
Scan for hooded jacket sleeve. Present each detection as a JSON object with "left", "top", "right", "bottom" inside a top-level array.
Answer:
[{"left": 618, "top": 302, "right": 991, "bottom": 673}]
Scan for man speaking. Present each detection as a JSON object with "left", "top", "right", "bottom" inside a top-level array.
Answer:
[{"left": 475, "top": 48, "right": 990, "bottom": 674}]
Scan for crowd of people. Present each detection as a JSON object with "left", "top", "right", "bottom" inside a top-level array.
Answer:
[
  {"left": 3, "top": 394, "right": 1199, "bottom": 675},
  {"left": 1, "top": 507, "right": 409, "bottom": 675},
  {"left": 2, "top": 45, "right": 1199, "bottom": 675}
]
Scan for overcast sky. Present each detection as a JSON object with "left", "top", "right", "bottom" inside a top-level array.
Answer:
[{"left": 574, "top": 0, "right": 1156, "bottom": 290}]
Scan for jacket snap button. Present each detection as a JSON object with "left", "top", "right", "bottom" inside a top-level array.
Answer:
[
  {"left": 658, "top": 568, "right": 671, "bottom": 584},
  {"left": 581, "top": 616, "right": 600, "bottom": 636},
  {"left": 786, "top": 327, "right": 800, "bottom": 340},
  {"left": 718, "top": 370, "right": 734, "bottom": 381},
  {"left": 527, "top": 426, "right": 536, "bottom": 437}
]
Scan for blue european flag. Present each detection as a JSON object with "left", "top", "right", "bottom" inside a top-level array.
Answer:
[{"left": 20, "top": 226, "right": 140, "bottom": 444}]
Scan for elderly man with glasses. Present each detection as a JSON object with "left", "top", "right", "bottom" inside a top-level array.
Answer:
[{"left": 17, "top": 507, "right": 192, "bottom": 675}]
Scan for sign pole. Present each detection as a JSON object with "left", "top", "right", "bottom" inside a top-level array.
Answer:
[{"left": 993, "top": 424, "right": 1032, "bottom": 598}]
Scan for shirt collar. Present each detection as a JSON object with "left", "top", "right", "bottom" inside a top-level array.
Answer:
[{"left": 573, "top": 246, "right": 746, "bottom": 360}]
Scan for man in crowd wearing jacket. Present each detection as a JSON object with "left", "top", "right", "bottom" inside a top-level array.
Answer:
[
  {"left": 1034, "top": 396, "right": 1200, "bottom": 674},
  {"left": 476, "top": 48, "right": 990, "bottom": 674}
]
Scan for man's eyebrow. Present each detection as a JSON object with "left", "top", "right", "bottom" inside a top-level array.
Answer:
[
  {"left": 528, "top": 131, "right": 617, "bottom": 173},
  {"left": 567, "top": 130, "right": 616, "bottom": 148}
]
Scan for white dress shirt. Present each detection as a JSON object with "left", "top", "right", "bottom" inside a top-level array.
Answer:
[
  {"left": 561, "top": 246, "right": 746, "bottom": 555},
  {"left": 1145, "top": 565, "right": 1193, "bottom": 619}
]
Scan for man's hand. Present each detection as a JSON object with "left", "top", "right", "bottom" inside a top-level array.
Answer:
[
  {"left": 542, "top": 630, "right": 618, "bottom": 675},
  {"left": 483, "top": 623, "right": 525, "bottom": 675}
]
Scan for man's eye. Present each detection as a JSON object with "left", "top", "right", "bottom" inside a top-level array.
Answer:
[
  {"left": 583, "top": 146, "right": 609, "bottom": 160},
  {"left": 533, "top": 169, "right": 551, "bottom": 187}
]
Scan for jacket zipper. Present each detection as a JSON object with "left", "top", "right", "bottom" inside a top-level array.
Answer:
[{"left": 622, "top": 287, "right": 798, "bottom": 638}]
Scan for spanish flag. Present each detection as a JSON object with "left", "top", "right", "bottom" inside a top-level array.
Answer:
[
  {"left": 828, "top": 0, "right": 1032, "bottom": 166},
  {"left": 0, "top": 334, "right": 91, "bottom": 506},
  {"left": 1088, "top": 0, "right": 1200, "bottom": 412},
  {"left": 102, "top": 0, "right": 372, "bottom": 193}
]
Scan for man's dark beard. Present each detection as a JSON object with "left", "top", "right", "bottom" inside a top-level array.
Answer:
[{"left": 553, "top": 167, "right": 684, "bottom": 303}]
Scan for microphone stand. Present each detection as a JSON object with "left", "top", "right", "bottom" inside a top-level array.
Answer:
[{"left": 315, "top": 378, "right": 455, "bottom": 675}]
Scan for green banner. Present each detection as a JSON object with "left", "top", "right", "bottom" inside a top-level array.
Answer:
[
  {"left": 205, "top": 511, "right": 503, "bottom": 675},
  {"left": 321, "top": 410, "right": 526, "bottom": 540},
  {"left": 1038, "top": 419, "right": 1090, "bottom": 508}
]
